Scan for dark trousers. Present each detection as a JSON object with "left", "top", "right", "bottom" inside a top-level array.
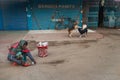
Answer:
[
  {"left": 7, "top": 54, "right": 22, "bottom": 65},
  {"left": 8, "top": 52, "right": 35, "bottom": 65},
  {"left": 22, "top": 52, "right": 35, "bottom": 62}
]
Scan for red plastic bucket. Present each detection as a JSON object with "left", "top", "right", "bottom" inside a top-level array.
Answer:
[{"left": 37, "top": 42, "right": 48, "bottom": 57}]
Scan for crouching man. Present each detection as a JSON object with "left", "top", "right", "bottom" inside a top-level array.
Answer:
[{"left": 7, "top": 40, "right": 36, "bottom": 67}]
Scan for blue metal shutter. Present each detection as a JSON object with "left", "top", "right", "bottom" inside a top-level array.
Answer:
[
  {"left": 0, "top": 8, "right": 3, "bottom": 30},
  {"left": 30, "top": 0, "right": 82, "bottom": 30},
  {"left": 3, "top": 2, "right": 27, "bottom": 30},
  {"left": 87, "top": 0, "right": 99, "bottom": 29}
]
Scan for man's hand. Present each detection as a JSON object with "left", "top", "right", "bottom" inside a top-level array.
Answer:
[
  {"left": 16, "top": 52, "right": 22, "bottom": 59},
  {"left": 32, "top": 61, "right": 36, "bottom": 65}
]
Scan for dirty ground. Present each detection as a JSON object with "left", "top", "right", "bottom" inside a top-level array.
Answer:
[{"left": 0, "top": 28, "right": 120, "bottom": 80}]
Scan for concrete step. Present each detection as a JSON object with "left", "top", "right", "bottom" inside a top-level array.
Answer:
[{"left": 22, "top": 29, "right": 104, "bottom": 50}]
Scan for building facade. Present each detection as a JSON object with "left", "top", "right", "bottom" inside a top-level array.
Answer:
[
  {"left": 83, "top": 0, "right": 120, "bottom": 29},
  {"left": 0, "top": 0, "right": 120, "bottom": 30}
]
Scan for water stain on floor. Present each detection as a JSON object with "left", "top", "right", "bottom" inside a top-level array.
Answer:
[{"left": 43, "top": 59, "right": 65, "bottom": 66}]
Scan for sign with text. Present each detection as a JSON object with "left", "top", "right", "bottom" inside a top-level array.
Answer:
[{"left": 38, "top": 4, "right": 77, "bottom": 8}]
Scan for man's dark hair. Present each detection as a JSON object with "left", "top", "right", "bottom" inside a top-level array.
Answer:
[{"left": 23, "top": 41, "right": 28, "bottom": 46}]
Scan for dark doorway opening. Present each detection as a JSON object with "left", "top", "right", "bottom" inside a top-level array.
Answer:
[{"left": 98, "top": 0, "right": 105, "bottom": 27}]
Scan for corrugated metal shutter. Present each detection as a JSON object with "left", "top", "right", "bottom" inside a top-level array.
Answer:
[
  {"left": 30, "top": 0, "right": 82, "bottom": 30},
  {"left": 2, "top": 2, "right": 27, "bottom": 30},
  {"left": 0, "top": 8, "right": 3, "bottom": 30},
  {"left": 87, "top": 0, "right": 99, "bottom": 29}
]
